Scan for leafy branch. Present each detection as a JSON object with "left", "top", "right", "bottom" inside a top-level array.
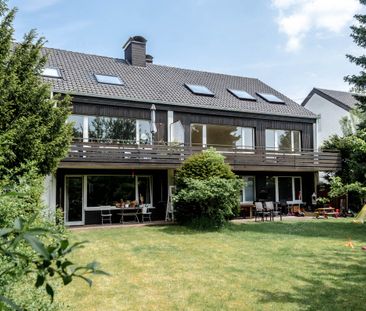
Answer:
[{"left": 0, "top": 217, "right": 108, "bottom": 310}]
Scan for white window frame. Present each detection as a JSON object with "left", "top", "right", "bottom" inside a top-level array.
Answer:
[
  {"left": 190, "top": 123, "right": 254, "bottom": 149},
  {"left": 265, "top": 129, "right": 301, "bottom": 152},
  {"left": 275, "top": 176, "right": 303, "bottom": 203},
  {"left": 241, "top": 176, "right": 256, "bottom": 203},
  {"left": 64, "top": 175, "right": 86, "bottom": 226}
]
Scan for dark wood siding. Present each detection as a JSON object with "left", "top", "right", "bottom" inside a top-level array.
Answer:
[{"left": 70, "top": 95, "right": 314, "bottom": 149}]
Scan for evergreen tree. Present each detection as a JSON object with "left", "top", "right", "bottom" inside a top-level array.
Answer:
[
  {"left": 0, "top": 1, "right": 72, "bottom": 177},
  {"left": 345, "top": 0, "right": 366, "bottom": 129}
]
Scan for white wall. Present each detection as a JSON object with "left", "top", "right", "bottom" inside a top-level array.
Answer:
[
  {"left": 304, "top": 94, "right": 351, "bottom": 148},
  {"left": 42, "top": 174, "right": 57, "bottom": 220}
]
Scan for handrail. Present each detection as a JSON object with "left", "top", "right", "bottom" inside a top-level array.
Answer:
[
  {"left": 71, "top": 138, "right": 339, "bottom": 153},
  {"left": 63, "top": 139, "right": 342, "bottom": 171}
]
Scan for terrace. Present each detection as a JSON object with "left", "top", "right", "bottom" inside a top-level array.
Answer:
[{"left": 60, "top": 139, "right": 341, "bottom": 172}]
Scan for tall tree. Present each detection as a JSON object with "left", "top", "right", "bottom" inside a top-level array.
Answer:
[
  {"left": 345, "top": 0, "right": 366, "bottom": 130},
  {"left": 0, "top": 1, "right": 72, "bottom": 177}
]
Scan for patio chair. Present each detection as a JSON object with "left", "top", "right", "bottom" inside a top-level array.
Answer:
[
  {"left": 255, "top": 201, "right": 271, "bottom": 222},
  {"left": 101, "top": 209, "right": 112, "bottom": 224},
  {"left": 141, "top": 204, "right": 152, "bottom": 223},
  {"left": 271, "top": 202, "right": 283, "bottom": 221},
  {"left": 279, "top": 200, "right": 289, "bottom": 215},
  {"left": 264, "top": 201, "right": 275, "bottom": 221}
]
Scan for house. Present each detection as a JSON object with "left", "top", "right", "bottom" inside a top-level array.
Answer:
[
  {"left": 301, "top": 88, "right": 359, "bottom": 148},
  {"left": 41, "top": 36, "right": 341, "bottom": 225}
]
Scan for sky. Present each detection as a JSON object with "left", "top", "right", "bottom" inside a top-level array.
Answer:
[{"left": 8, "top": 0, "right": 364, "bottom": 103}]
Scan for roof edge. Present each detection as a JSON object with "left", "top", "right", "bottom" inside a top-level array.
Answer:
[{"left": 301, "top": 88, "right": 352, "bottom": 112}]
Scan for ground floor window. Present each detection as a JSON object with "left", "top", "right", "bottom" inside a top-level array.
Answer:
[
  {"left": 261, "top": 176, "right": 302, "bottom": 202},
  {"left": 87, "top": 176, "right": 136, "bottom": 206},
  {"left": 65, "top": 174, "right": 153, "bottom": 211},
  {"left": 240, "top": 176, "right": 255, "bottom": 203}
]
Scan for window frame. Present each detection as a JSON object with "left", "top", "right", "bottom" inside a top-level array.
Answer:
[{"left": 265, "top": 129, "right": 301, "bottom": 152}]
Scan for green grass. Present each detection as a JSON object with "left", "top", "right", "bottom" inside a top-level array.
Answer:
[{"left": 59, "top": 220, "right": 366, "bottom": 311}]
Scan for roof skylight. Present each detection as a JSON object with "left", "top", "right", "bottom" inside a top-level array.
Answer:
[
  {"left": 41, "top": 67, "right": 61, "bottom": 78},
  {"left": 185, "top": 84, "right": 214, "bottom": 96},
  {"left": 228, "top": 89, "right": 256, "bottom": 101},
  {"left": 95, "top": 74, "right": 123, "bottom": 85},
  {"left": 256, "top": 93, "right": 285, "bottom": 104}
]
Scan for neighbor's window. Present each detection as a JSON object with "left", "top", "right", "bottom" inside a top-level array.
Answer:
[{"left": 265, "top": 129, "right": 301, "bottom": 152}]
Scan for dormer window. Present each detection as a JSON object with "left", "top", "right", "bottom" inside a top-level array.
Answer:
[
  {"left": 41, "top": 67, "right": 61, "bottom": 78},
  {"left": 95, "top": 74, "right": 123, "bottom": 85},
  {"left": 256, "top": 93, "right": 285, "bottom": 104},
  {"left": 185, "top": 84, "right": 214, "bottom": 96}
]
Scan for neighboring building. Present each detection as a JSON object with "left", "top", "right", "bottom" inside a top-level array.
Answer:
[
  {"left": 41, "top": 36, "right": 341, "bottom": 225},
  {"left": 301, "top": 88, "right": 359, "bottom": 148}
]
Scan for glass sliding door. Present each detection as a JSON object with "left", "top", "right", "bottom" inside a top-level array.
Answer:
[
  {"left": 65, "top": 176, "right": 84, "bottom": 225},
  {"left": 278, "top": 177, "right": 293, "bottom": 202}
]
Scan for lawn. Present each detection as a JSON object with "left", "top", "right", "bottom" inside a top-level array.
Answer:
[{"left": 59, "top": 220, "right": 366, "bottom": 311}]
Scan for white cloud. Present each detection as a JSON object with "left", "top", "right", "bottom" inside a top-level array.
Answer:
[{"left": 272, "top": 0, "right": 361, "bottom": 52}]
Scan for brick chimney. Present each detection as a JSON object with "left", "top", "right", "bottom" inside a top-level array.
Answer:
[{"left": 123, "top": 36, "right": 148, "bottom": 67}]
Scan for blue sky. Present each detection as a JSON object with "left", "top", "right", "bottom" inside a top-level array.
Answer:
[{"left": 8, "top": 0, "right": 364, "bottom": 103}]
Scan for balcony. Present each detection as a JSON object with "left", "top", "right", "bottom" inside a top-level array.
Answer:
[{"left": 60, "top": 140, "right": 341, "bottom": 172}]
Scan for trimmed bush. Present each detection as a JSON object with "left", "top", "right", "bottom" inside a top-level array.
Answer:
[{"left": 174, "top": 148, "right": 242, "bottom": 229}]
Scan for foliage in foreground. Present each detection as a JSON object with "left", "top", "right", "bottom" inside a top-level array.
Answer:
[
  {"left": 345, "top": 0, "right": 366, "bottom": 131},
  {"left": 174, "top": 149, "right": 242, "bottom": 229},
  {"left": 0, "top": 216, "right": 107, "bottom": 311},
  {"left": 0, "top": 2, "right": 72, "bottom": 178}
]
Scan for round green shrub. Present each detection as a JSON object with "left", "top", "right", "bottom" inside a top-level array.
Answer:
[{"left": 174, "top": 148, "right": 242, "bottom": 229}]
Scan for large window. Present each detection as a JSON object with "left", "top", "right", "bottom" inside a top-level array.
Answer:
[
  {"left": 67, "top": 115, "right": 152, "bottom": 144},
  {"left": 265, "top": 129, "right": 301, "bottom": 152},
  {"left": 241, "top": 176, "right": 255, "bottom": 203},
  {"left": 261, "top": 176, "right": 302, "bottom": 202},
  {"left": 88, "top": 116, "right": 136, "bottom": 143},
  {"left": 68, "top": 115, "right": 84, "bottom": 139},
  {"left": 87, "top": 176, "right": 135, "bottom": 207},
  {"left": 191, "top": 124, "right": 254, "bottom": 149}
]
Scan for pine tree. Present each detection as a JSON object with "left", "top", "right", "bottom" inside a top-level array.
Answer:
[
  {"left": 0, "top": 1, "right": 72, "bottom": 177},
  {"left": 345, "top": 0, "right": 366, "bottom": 130}
]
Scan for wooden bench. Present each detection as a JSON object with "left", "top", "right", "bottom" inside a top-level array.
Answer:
[{"left": 315, "top": 207, "right": 336, "bottom": 218}]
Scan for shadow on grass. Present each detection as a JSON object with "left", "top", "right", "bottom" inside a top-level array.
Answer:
[
  {"left": 258, "top": 254, "right": 366, "bottom": 311},
  {"left": 159, "top": 220, "right": 366, "bottom": 241},
  {"left": 228, "top": 220, "right": 366, "bottom": 241}
]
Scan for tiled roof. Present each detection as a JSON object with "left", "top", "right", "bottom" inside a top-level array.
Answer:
[
  {"left": 42, "top": 47, "right": 316, "bottom": 119},
  {"left": 302, "top": 88, "right": 360, "bottom": 111}
]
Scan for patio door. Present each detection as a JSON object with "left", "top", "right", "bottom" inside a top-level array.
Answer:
[
  {"left": 65, "top": 176, "right": 84, "bottom": 225},
  {"left": 137, "top": 176, "right": 152, "bottom": 205}
]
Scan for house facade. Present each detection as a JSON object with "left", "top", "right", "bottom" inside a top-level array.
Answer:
[
  {"left": 301, "top": 88, "right": 359, "bottom": 148},
  {"left": 42, "top": 36, "right": 341, "bottom": 225}
]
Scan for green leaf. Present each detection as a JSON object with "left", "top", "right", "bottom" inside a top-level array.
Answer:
[
  {"left": 23, "top": 233, "right": 50, "bottom": 259},
  {"left": 62, "top": 275, "right": 72, "bottom": 285},
  {"left": 0, "top": 228, "right": 13, "bottom": 237},
  {"left": 35, "top": 274, "right": 45, "bottom": 287},
  {"left": 45, "top": 283, "right": 54, "bottom": 302},
  {"left": 14, "top": 218, "right": 23, "bottom": 230}
]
